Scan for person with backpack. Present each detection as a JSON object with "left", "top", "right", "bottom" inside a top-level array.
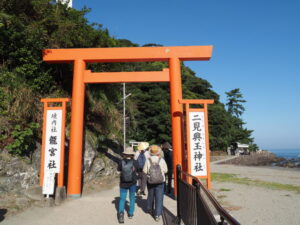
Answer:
[
  {"left": 134, "top": 142, "right": 150, "bottom": 196},
  {"left": 117, "top": 147, "right": 138, "bottom": 224},
  {"left": 143, "top": 145, "right": 168, "bottom": 222}
]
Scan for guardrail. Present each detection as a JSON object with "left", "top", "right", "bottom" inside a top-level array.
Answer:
[{"left": 176, "top": 165, "right": 241, "bottom": 225}]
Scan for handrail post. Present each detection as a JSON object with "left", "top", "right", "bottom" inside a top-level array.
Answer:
[
  {"left": 220, "top": 216, "right": 225, "bottom": 225},
  {"left": 175, "top": 170, "right": 241, "bottom": 225},
  {"left": 192, "top": 178, "right": 201, "bottom": 225},
  {"left": 176, "top": 164, "right": 181, "bottom": 224}
]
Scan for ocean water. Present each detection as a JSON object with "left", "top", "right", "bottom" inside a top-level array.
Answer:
[{"left": 268, "top": 149, "right": 300, "bottom": 159}]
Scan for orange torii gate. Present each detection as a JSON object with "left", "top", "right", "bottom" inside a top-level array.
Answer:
[{"left": 42, "top": 46, "right": 213, "bottom": 198}]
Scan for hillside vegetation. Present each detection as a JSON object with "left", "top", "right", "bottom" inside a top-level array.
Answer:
[{"left": 0, "top": 0, "right": 257, "bottom": 158}]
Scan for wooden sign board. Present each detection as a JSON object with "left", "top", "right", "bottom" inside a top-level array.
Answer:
[{"left": 188, "top": 110, "right": 208, "bottom": 177}]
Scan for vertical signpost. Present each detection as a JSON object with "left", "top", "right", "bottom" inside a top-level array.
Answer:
[
  {"left": 180, "top": 99, "right": 214, "bottom": 189},
  {"left": 40, "top": 98, "right": 69, "bottom": 197}
]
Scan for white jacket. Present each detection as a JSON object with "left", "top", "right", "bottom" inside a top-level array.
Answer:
[{"left": 143, "top": 155, "right": 168, "bottom": 182}]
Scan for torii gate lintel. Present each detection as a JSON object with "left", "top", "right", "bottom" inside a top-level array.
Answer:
[{"left": 83, "top": 68, "right": 170, "bottom": 83}]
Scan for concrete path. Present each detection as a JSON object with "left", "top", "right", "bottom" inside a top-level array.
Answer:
[
  {"left": 1, "top": 185, "right": 178, "bottom": 225},
  {"left": 5, "top": 155, "right": 296, "bottom": 225}
]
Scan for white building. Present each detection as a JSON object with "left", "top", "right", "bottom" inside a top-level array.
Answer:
[
  {"left": 129, "top": 140, "right": 140, "bottom": 150},
  {"left": 228, "top": 142, "right": 250, "bottom": 155}
]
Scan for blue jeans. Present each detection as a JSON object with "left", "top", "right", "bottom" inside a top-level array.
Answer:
[
  {"left": 118, "top": 184, "right": 136, "bottom": 216},
  {"left": 147, "top": 183, "right": 164, "bottom": 217}
]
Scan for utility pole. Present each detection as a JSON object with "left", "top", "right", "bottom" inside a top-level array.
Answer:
[{"left": 123, "top": 83, "right": 131, "bottom": 151}]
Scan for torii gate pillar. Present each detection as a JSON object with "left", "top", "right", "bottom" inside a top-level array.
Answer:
[
  {"left": 68, "top": 60, "right": 86, "bottom": 198},
  {"left": 42, "top": 46, "right": 213, "bottom": 198},
  {"left": 169, "top": 57, "right": 183, "bottom": 193}
]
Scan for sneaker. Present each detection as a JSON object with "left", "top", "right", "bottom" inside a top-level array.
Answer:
[
  {"left": 118, "top": 212, "right": 124, "bottom": 224},
  {"left": 128, "top": 214, "right": 133, "bottom": 219},
  {"left": 154, "top": 216, "right": 161, "bottom": 222}
]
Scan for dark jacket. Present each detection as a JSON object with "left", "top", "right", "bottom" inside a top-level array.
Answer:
[
  {"left": 117, "top": 158, "right": 138, "bottom": 188},
  {"left": 164, "top": 149, "right": 173, "bottom": 173}
]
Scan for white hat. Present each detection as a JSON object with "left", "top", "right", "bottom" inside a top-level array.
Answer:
[
  {"left": 137, "top": 142, "right": 149, "bottom": 151},
  {"left": 149, "top": 145, "right": 162, "bottom": 156},
  {"left": 123, "top": 147, "right": 135, "bottom": 155}
]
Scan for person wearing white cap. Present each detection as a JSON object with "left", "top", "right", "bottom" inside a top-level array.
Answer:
[
  {"left": 117, "top": 147, "right": 138, "bottom": 223},
  {"left": 134, "top": 142, "right": 149, "bottom": 196},
  {"left": 143, "top": 145, "right": 168, "bottom": 222}
]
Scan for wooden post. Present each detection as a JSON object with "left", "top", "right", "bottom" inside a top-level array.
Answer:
[
  {"left": 40, "top": 102, "right": 48, "bottom": 186},
  {"left": 204, "top": 103, "right": 212, "bottom": 189},
  {"left": 58, "top": 100, "right": 67, "bottom": 187}
]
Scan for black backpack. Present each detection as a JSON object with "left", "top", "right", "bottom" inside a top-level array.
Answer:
[
  {"left": 121, "top": 160, "right": 134, "bottom": 182},
  {"left": 147, "top": 158, "right": 164, "bottom": 184}
]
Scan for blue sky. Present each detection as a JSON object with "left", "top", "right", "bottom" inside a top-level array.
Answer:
[{"left": 73, "top": 0, "right": 300, "bottom": 150}]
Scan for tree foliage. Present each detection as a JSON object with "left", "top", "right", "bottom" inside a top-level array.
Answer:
[
  {"left": 226, "top": 88, "right": 246, "bottom": 118},
  {"left": 0, "top": 0, "right": 257, "bottom": 156},
  {"left": 225, "top": 88, "right": 255, "bottom": 148}
]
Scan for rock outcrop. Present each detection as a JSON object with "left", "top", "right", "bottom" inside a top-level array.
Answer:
[
  {"left": 0, "top": 150, "right": 39, "bottom": 193},
  {"left": 0, "top": 137, "right": 121, "bottom": 216}
]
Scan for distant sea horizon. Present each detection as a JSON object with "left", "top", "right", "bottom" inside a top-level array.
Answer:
[{"left": 268, "top": 149, "right": 300, "bottom": 159}]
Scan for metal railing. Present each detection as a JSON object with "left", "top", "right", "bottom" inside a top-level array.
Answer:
[{"left": 176, "top": 165, "right": 241, "bottom": 225}]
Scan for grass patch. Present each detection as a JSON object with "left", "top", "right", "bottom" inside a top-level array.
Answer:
[
  {"left": 219, "top": 188, "right": 231, "bottom": 192},
  {"left": 212, "top": 172, "right": 300, "bottom": 194}
]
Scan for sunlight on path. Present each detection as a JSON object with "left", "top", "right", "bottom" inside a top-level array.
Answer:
[{"left": 2, "top": 186, "right": 177, "bottom": 225}]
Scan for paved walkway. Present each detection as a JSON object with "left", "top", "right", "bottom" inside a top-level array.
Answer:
[{"left": 1, "top": 185, "right": 177, "bottom": 225}]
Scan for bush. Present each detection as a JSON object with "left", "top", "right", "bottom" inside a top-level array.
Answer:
[{"left": 6, "top": 122, "right": 40, "bottom": 156}]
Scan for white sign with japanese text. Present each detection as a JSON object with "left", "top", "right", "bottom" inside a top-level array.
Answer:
[
  {"left": 189, "top": 111, "right": 207, "bottom": 177},
  {"left": 42, "top": 171, "right": 55, "bottom": 195},
  {"left": 43, "top": 109, "right": 62, "bottom": 195},
  {"left": 44, "top": 110, "right": 62, "bottom": 173}
]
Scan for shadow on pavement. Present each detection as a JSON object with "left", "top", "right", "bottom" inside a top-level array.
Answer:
[
  {"left": 112, "top": 195, "right": 149, "bottom": 214},
  {"left": 112, "top": 194, "right": 177, "bottom": 225},
  {"left": 135, "top": 195, "right": 148, "bottom": 213},
  {"left": 112, "top": 197, "right": 120, "bottom": 212},
  {"left": 164, "top": 190, "right": 176, "bottom": 200},
  {"left": 0, "top": 209, "right": 7, "bottom": 222},
  {"left": 112, "top": 197, "right": 131, "bottom": 214}
]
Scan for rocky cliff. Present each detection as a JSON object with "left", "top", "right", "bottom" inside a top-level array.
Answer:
[{"left": 0, "top": 137, "right": 121, "bottom": 216}]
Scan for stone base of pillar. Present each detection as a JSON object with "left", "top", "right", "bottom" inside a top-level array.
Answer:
[
  {"left": 45, "top": 197, "right": 55, "bottom": 207},
  {"left": 55, "top": 186, "right": 67, "bottom": 205}
]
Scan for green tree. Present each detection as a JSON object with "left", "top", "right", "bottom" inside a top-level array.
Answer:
[
  {"left": 225, "top": 88, "right": 257, "bottom": 148},
  {"left": 249, "top": 143, "right": 259, "bottom": 152},
  {"left": 0, "top": 0, "right": 257, "bottom": 155},
  {"left": 226, "top": 88, "right": 246, "bottom": 118}
]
